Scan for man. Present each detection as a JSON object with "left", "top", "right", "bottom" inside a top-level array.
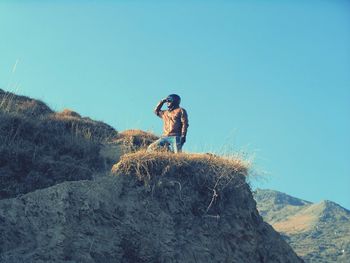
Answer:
[{"left": 148, "top": 94, "right": 189, "bottom": 153}]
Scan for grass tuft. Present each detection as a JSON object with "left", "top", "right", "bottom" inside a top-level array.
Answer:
[
  {"left": 0, "top": 90, "right": 118, "bottom": 198},
  {"left": 113, "top": 129, "right": 159, "bottom": 152},
  {"left": 112, "top": 151, "right": 248, "bottom": 178},
  {"left": 112, "top": 151, "right": 251, "bottom": 215}
]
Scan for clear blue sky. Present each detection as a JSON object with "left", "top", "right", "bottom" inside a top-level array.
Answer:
[{"left": 1, "top": 1, "right": 349, "bottom": 209}]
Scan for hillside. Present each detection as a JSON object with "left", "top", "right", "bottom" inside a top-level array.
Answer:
[
  {"left": 254, "top": 189, "right": 350, "bottom": 262},
  {"left": 0, "top": 89, "right": 119, "bottom": 199},
  {"left": 0, "top": 90, "right": 303, "bottom": 262},
  {"left": 0, "top": 89, "right": 158, "bottom": 199}
]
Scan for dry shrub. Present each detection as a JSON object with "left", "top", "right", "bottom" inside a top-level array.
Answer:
[
  {"left": 114, "top": 129, "right": 159, "bottom": 152},
  {"left": 0, "top": 91, "right": 118, "bottom": 198},
  {"left": 0, "top": 111, "right": 106, "bottom": 198},
  {"left": 112, "top": 151, "right": 250, "bottom": 215},
  {"left": 99, "top": 130, "right": 159, "bottom": 169},
  {"left": 0, "top": 89, "right": 53, "bottom": 117},
  {"left": 48, "top": 112, "right": 117, "bottom": 143},
  {"left": 55, "top": 108, "right": 82, "bottom": 118},
  {"left": 0, "top": 91, "right": 118, "bottom": 143},
  {"left": 113, "top": 151, "right": 248, "bottom": 179}
]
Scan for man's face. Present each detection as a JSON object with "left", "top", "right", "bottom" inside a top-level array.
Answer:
[{"left": 166, "top": 98, "right": 174, "bottom": 108}]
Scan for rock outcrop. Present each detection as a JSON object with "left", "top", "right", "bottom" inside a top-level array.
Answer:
[{"left": 0, "top": 152, "right": 303, "bottom": 262}]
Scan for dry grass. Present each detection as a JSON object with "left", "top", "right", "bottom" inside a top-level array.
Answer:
[
  {"left": 113, "top": 150, "right": 248, "bottom": 176},
  {"left": 272, "top": 201, "right": 329, "bottom": 234},
  {"left": 118, "top": 129, "right": 157, "bottom": 138},
  {"left": 112, "top": 151, "right": 250, "bottom": 216},
  {"left": 48, "top": 110, "right": 117, "bottom": 143},
  {"left": 113, "top": 129, "right": 159, "bottom": 152},
  {"left": 54, "top": 108, "right": 82, "bottom": 118},
  {"left": 273, "top": 213, "right": 317, "bottom": 234},
  {"left": 97, "top": 130, "right": 159, "bottom": 173},
  {"left": 0, "top": 88, "right": 53, "bottom": 117},
  {"left": 0, "top": 110, "right": 107, "bottom": 198},
  {"left": 0, "top": 90, "right": 119, "bottom": 198},
  {"left": 112, "top": 151, "right": 249, "bottom": 194}
]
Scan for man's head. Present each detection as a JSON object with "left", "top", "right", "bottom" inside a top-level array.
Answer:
[{"left": 165, "top": 94, "right": 181, "bottom": 110}]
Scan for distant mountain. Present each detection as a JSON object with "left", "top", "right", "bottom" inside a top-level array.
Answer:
[{"left": 254, "top": 189, "right": 350, "bottom": 263}]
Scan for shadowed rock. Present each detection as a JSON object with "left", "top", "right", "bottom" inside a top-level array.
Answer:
[{"left": 0, "top": 153, "right": 303, "bottom": 262}]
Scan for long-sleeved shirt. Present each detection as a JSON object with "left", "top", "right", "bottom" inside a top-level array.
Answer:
[{"left": 154, "top": 101, "right": 189, "bottom": 137}]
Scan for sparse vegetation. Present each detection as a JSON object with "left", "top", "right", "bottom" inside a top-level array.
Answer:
[
  {"left": 50, "top": 109, "right": 117, "bottom": 143},
  {"left": 113, "top": 129, "right": 159, "bottom": 152},
  {"left": 0, "top": 89, "right": 118, "bottom": 199},
  {"left": 112, "top": 151, "right": 249, "bottom": 181},
  {"left": 0, "top": 88, "right": 53, "bottom": 117},
  {"left": 112, "top": 151, "right": 250, "bottom": 216},
  {"left": 255, "top": 189, "right": 350, "bottom": 262}
]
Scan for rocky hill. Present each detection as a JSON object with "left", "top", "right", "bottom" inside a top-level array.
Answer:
[
  {"left": 0, "top": 89, "right": 119, "bottom": 199},
  {"left": 0, "top": 90, "right": 303, "bottom": 262},
  {"left": 254, "top": 189, "right": 350, "bottom": 262},
  {"left": 0, "top": 89, "right": 156, "bottom": 199}
]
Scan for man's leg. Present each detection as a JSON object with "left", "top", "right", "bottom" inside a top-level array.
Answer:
[
  {"left": 147, "top": 137, "right": 170, "bottom": 152},
  {"left": 147, "top": 137, "right": 165, "bottom": 152},
  {"left": 172, "top": 136, "right": 182, "bottom": 153}
]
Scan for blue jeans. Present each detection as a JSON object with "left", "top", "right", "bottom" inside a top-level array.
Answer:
[{"left": 147, "top": 136, "right": 182, "bottom": 153}]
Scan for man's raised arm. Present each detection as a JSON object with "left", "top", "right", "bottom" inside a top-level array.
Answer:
[{"left": 154, "top": 98, "right": 166, "bottom": 117}]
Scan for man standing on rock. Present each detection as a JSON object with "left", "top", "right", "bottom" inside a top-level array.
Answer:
[{"left": 148, "top": 94, "right": 189, "bottom": 153}]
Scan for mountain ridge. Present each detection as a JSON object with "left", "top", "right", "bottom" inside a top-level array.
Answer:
[{"left": 254, "top": 189, "right": 350, "bottom": 262}]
